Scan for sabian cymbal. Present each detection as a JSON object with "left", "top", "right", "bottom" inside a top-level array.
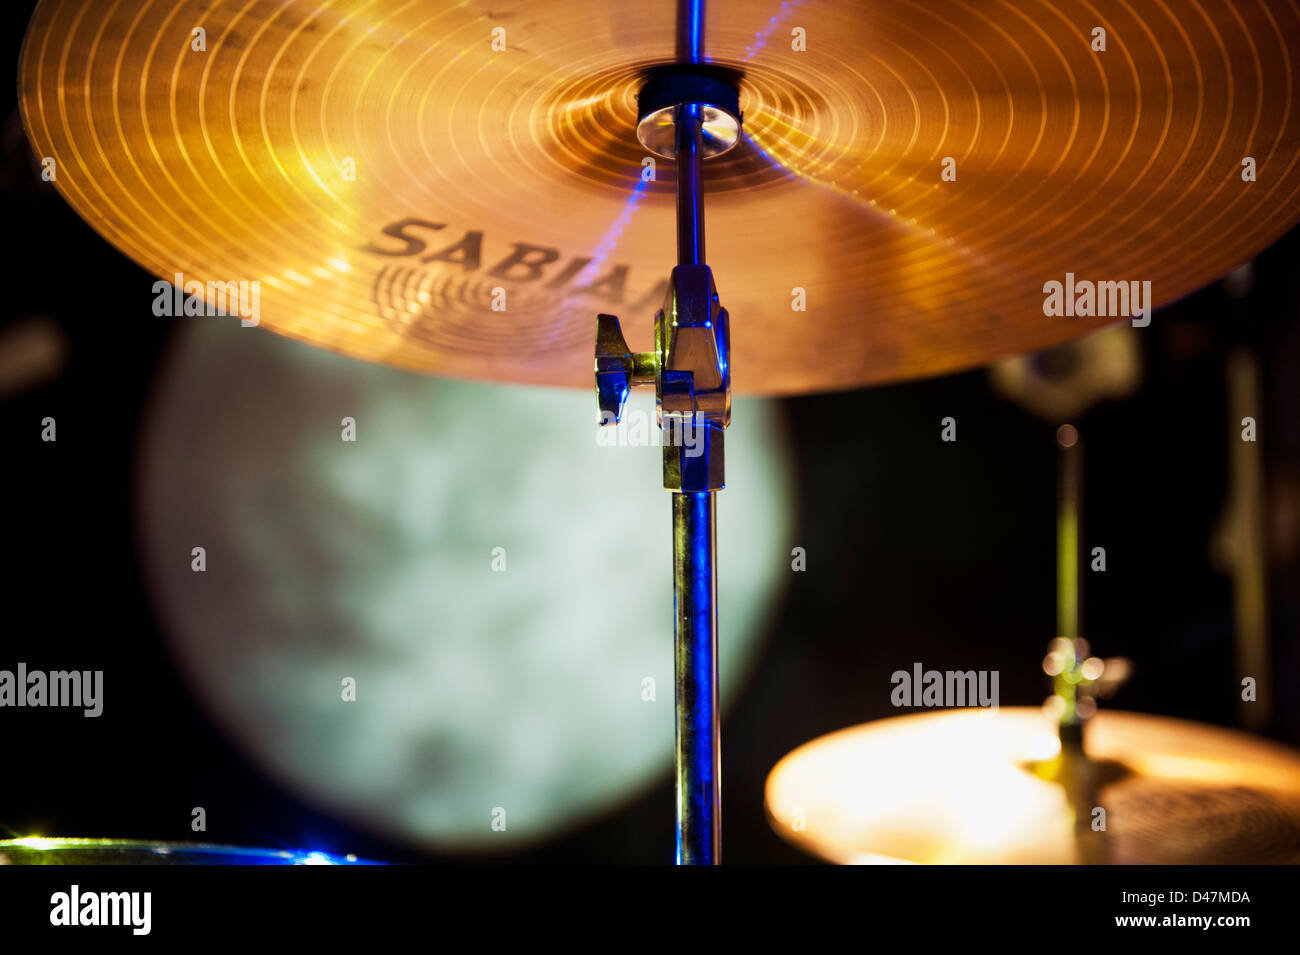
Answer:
[
  {"left": 20, "top": 0, "right": 1300, "bottom": 393},
  {"left": 765, "top": 708, "right": 1300, "bottom": 864}
]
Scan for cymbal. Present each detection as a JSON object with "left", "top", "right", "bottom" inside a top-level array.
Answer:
[
  {"left": 20, "top": 1, "right": 1300, "bottom": 394},
  {"left": 765, "top": 708, "right": 1300, "bottom": 864}
]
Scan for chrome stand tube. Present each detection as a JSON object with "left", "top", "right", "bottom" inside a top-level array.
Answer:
[
  {"left": 593, "top": 0, "right": 734, "bottom": 866},
  {"left": 672, "top": 490, "right": 720, "bottom": 864}
]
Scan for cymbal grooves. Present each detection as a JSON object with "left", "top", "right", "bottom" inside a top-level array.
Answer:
[{"left": 20, "top": 0, "right": 1300, "bottom": 393}]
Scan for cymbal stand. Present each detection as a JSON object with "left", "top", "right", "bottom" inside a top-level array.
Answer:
[
  {"left": 1046, "top": 423, "right": 1110, "bottom": 863},
  {"left": 593, "top": 1, "right": 740, "bottom": 864}
]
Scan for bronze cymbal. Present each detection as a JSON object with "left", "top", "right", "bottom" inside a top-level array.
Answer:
[
  {"left": 20, "top": 0, "right": 1300, "bottom": 394},
  {"left": 765, "top": 708, "right": 1300, "bottom": 864}
]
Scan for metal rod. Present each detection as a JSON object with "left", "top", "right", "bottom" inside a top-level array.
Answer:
[
  {"left": 1055, "top": 423, "right": 1088, "bottom": 738},
  {"left": 676, "top": 0, "right": 704, "bottom": 63},
  {"left": 672, "top": 490, "right": 720, "bottom": 864},
  {"left": 674, "top": 0, "right": 707, "bottom": 266},
  {"left": 676, "top": 104, "right": 705, "bottom": 266},
  {"left": 669, "top": 0, "right": 717, "bottom": 866},
  {"left": 1226, "top": 348, "right": 1270, "bottom": 730},
  {"left": 1056, "top": 424, "right": 1081, "bottom": 641}
]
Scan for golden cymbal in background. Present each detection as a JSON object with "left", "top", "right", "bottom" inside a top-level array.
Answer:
[
  {"left": 765, "top": 708, "right": 1300, "bottom": 864},
  {"left": 20, "top": 0, "right": 1300, "bottom": 393}
]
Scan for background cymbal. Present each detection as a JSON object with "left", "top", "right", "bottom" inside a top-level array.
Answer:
[
  {"left": 765, "top": 708, "right": 1300, "bottom": 864},
  {"left": 20, "top": 0, "right": 1300, "bottom": 394}
]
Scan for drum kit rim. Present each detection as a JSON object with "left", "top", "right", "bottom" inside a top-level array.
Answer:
[{"left": 0, "top": 837, "right": 378, "bottom": 865}]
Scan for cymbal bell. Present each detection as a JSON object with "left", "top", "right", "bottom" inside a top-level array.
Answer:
[
  {"left": 20, "top": 0, "right": 1300, "bottom": 393},
  {"left": 765, "top": 708, "right": 1300, "bottom": 864}
]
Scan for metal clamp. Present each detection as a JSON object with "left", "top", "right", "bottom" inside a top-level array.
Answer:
[{"left": 595, "top": 264, "right": 730, "bottom": 492}]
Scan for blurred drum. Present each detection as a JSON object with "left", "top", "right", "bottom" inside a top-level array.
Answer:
[{"left": 137, "top": 320, "right": 791, "bottom": 851}]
